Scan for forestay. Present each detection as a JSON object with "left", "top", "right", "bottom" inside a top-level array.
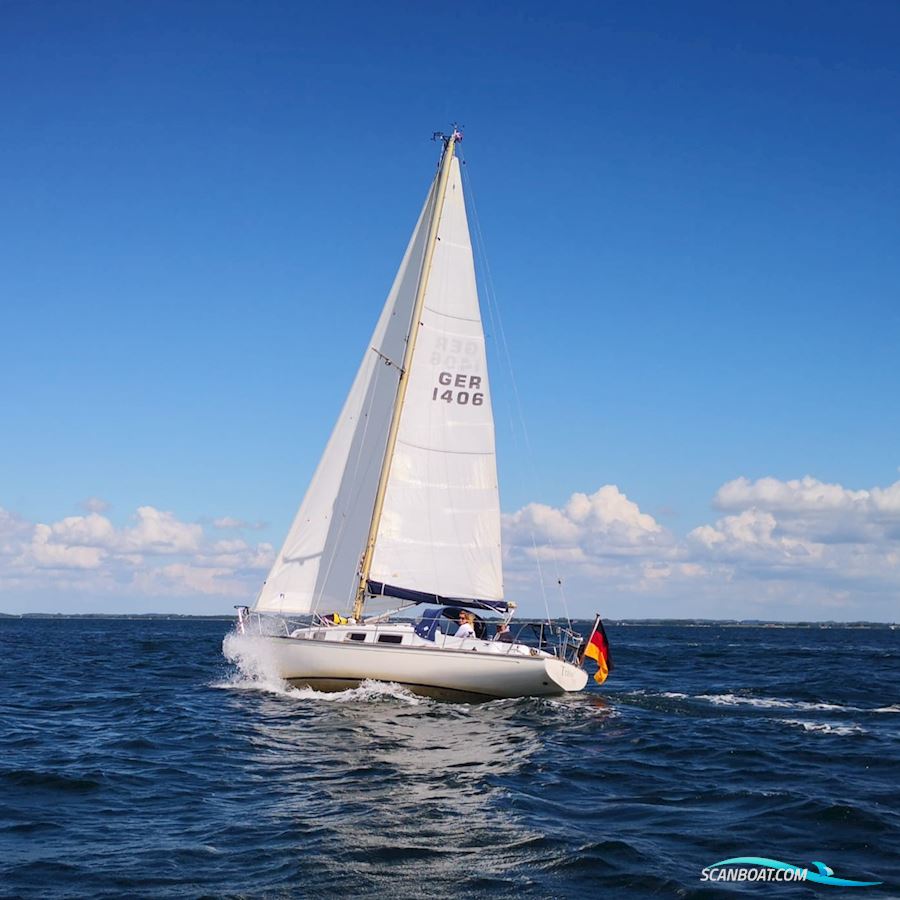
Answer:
[
  {"left": 369, "top": 157, "right": 503, "bottom": 603},
  {"left": 254, "top": 180, "right": 438, "bottom": 615}
]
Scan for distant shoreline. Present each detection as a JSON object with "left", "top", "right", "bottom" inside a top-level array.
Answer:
[
  {"left": 0, "top": 613, "right": 235, "bottom": 620},
  {"left": 0, "top": 612, "right": 895, "bottom": 627}
]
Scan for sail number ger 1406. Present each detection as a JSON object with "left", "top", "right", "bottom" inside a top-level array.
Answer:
[{"left": 432, "top": 371, "right": 484, "bottom": 406}]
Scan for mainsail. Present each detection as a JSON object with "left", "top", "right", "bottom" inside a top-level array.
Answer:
[
  {"left": 255, "top": 139, "right": 502, "bottom": 616},
  {"left": 369, "top": 157, "right": 502, "bottom": 602}
]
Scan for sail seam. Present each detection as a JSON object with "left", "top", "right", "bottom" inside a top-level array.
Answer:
[
  {"left": 421, "top": 304, "right": 482, "bottom": 324},
  {"left": 395, "top": 437, "right": 494, "bottom": 456},
  {"left": 373, "top": 538, "right": 491, "bottom": 547}
]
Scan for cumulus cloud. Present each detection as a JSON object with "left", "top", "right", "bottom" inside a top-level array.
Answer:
[
  {"left": 121, "top": 506, "right": 202, "bottom": 554},
  {"left": 714, "top": 475, "right": 900, "bottom": 515},
  {"left": 713, "top": 476, "right": 900, "bottom": 544},
  {"left": 4, "top": 475, "right": 899, "bottom": 619},
  {"left": 213, "top": 516, "right": 245, "bottom": 529},
  {"left": 30, "top": 524, "right": 105, "bottom": 570},
  {"left": 503, "top": 477, "right": 900, "bottom": 620},
  {"left": 50, "top": 512, "right": 117, "bottom": 549},
  {"left": 689, "top": 508, "right": 824, "bottom": 566},
  {"left": 212, "top": 516, "right": 267, "bottom": 531},
  {"left": 504, "top": 486, "right": 669, "bottom": 563},
  {"left": 503, "top": 486, "right": 686, "bottom": 612},
  {"left": 0, "top": 505, "right": 275, "bottom": 607}
]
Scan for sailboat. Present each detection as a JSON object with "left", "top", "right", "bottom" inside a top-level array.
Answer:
[{"left": 234, "top": 129, "right": 589, "bottom": 700}]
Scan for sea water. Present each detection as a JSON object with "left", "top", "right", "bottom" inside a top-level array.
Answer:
[{"left": 1, "top": 618, "right": 897, "bottom": 897}]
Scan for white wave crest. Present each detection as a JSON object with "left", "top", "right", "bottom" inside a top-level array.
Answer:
[
  {"left": 778, "top": 719, "right": 866, "bottom": 736},
  {"left": 218, "top": 631, "right": 293, "bottom": 695},
  {"left": 696, "top": 693, "right": 848, "bottom": 711},
  {"left": 621, "top": 690, "right": 690, "bottom": 700},
  {"left": 288, "top": 679, "right": 425, "bottom": 705},
  {"left": 633, "top": 690, "right": 897, "bottom": 716}
]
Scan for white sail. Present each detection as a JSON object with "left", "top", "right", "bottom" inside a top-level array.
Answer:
[
  {"left": 254, "top": 178, "right": 438, "bottom": 615},
  {"left": 370, "top": 157, "right": 503, "bottom": 602},
  {"left": 233, "top": 137, "right": 592, "bottom": 701}
]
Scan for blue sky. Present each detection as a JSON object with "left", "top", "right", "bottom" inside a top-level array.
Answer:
[{"left": 2, "top": 1, "right": 898, "bottom": 619}]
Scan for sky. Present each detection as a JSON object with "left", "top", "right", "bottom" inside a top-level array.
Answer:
[{"left": 1, "top": 0, "right": 899, "bottom": 620}]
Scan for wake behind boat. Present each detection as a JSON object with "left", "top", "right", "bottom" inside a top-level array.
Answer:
[{"left": 231, "top": 129, "right": 601, "bottom": 699}]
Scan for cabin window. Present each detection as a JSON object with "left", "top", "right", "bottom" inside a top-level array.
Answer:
[
  {"left": 347, "top": 633, "right": 367, "bottom": 642},
  {"left": 377, "top": 634, "right": 403, "bottom": 644}
]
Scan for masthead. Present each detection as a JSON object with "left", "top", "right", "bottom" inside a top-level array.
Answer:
[{"left": 432, "top": 126, "right": 463, "bottom": 146}]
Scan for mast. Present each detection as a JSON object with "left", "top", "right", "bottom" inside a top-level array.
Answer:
[{"left": 352, "top": 129, "right": 461, "bottom": 620}]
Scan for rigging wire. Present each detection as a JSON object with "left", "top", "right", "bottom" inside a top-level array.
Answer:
[{"left": 459, "top": 148, "right": 574, "bottom": 632}]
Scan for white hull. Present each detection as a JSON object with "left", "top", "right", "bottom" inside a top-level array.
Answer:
[{"left": 263, "top": 631, "right": 588, "bottom": 700}]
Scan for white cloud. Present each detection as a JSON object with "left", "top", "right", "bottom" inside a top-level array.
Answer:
[
  {"left": 213, "top": 516, "right": 245, "bottom": 529},
  {"left": 714, "top": 476, "right": 868, "bottom": 513},
  {"left": 503, "top": 477, "right": 900, "bottom": 621},
  {"left": 714, "top": 476, "right": 900, "bottom": 543},
  {"left": 120, "top": 506, "right": 202, "bottom": 554},
  {"left": 30, "top": 524, "right": 105, "bottom": 570},
  {"left": 212, "top": 516, "right": 267, "bottom": 530},
  {"left": 688, "top": 508, "right": 824, "bottom": 566},
  {"left": 0, "top": 504, "right": 274, "bottom": 608},
  {"left": 504, "top": 486, "right": 668, "bottom": 562},
  {"left": 51, "top": 512, "right": 117, "bottom": 549},
  {"left": 4, "top": 475, "right": 899, "bottom": 620},
  {"left": 134, "top": 563, "right": 248, "bottom": 598},
  {"left": 80, "top": 497, "right": 111, "bottom": 513}
]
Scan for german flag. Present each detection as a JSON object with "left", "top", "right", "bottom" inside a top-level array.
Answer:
[{"left": 583, "top": 616, "right": 613, "bottom": 685}]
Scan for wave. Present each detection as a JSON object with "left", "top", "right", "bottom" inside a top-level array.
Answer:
[
  {"left": 696, "top": 693, "right": 848, "bottom": 711},
  {"left": 1, "top": 768, "right": 103, "bottom": 792},
  {"left": 288, "top": 679, "right": 425, "bottom": 705},
  {"left": 625, "top": 690, "right": 898, "bottom": 715},
  {"left": 777, "top": 720, "right": 867, "bottom": 736},
  {"left": 698, "top": 694, "right": 900, "bottom": 714},
  {"left": 624, "top": 690, "right": 843, "bottom": 710}
]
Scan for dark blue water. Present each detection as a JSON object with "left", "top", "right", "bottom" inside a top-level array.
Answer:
[{"left": 1, "top": 619, "right": 897, "bottom": 898}]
